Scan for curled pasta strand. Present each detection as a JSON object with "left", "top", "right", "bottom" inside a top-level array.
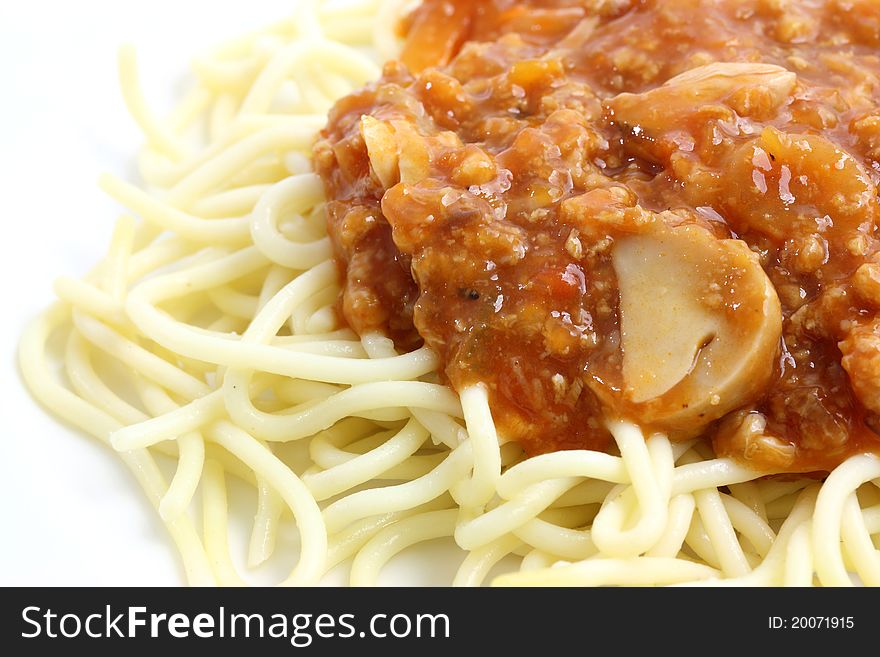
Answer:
[
  {"left": 590, "top": 423, "right": 671, "bottom": 557},
  {"left": 813, "top": 454, "right": 880, "bottom": 586}
]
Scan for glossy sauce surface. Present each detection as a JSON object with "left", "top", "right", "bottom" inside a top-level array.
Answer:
[{"left": 315, "top": 0, "right": 880, "bottom": 473}]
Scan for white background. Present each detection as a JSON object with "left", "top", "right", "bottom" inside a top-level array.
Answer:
[{"left": 0, "top": 0, "right": 473, "bottom": 586}]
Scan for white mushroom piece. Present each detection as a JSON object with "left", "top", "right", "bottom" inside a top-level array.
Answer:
[
  {"left": 606, "top": 61, "right": 798, "bottom": 164},
  {"left": 609, "top": 221, "right": 783, "bottom": 436},
  {"left": 360, "top": 114, "right": 433, "bottom": 188}
]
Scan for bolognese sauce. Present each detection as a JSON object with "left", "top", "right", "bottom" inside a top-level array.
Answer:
[{"left": 314, "top": 0, "right": 880, "bottom": 473}]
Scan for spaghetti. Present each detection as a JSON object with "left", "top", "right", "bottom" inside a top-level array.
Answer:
[{"left": 19, "top": 0, "right": 880, "bottom": 586}]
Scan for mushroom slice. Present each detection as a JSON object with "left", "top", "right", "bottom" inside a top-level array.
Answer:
[
  {"left": 612, "top": 222, "right": 782, "bottom": 432},
  {"left": 607, "top": 62, "right": 797, "bottom": 164},
  {"left": 360, "top": 115, "right": 430, "bottom": 188},
  {"left": 361, "top": 115, "right": 399, "bottom": 188}
]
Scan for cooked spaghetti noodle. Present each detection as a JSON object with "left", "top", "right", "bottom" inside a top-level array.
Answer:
[{"left": 19, "top": 0, "right": 880, "bottom": 586}]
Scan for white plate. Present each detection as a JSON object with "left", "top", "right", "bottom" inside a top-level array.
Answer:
[{"left": 0, "top": 0, "right": 482, "bottom": 586}]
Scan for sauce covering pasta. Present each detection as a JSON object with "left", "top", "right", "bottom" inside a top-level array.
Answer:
[{"left": 315, "top": 0, "right": 880, "bottom": 473}]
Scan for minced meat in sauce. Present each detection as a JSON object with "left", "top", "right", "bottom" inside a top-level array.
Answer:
[{"left": 314, "top": 0, "right": 880, "bottom": 474}]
